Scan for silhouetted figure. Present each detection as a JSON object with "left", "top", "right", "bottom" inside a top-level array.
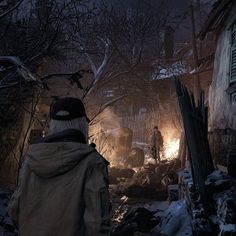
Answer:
[{"left": 151, "top": 126, "right": 164, "bottom": 163}]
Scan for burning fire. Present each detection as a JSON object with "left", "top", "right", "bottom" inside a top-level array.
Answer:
[{"left": 164, "top": 138, "right": 180, "bottom": 160}]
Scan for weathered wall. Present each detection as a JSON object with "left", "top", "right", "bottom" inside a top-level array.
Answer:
[
  {"left": 208, "top": 129, "right": 236, "bottom": 165},
  {"left": 0, "top": 86, "right": 36, "bottom": 187},
  {"left": 209, "top": 10, "right": 236, "bottom": 130},
  {"left": 0, "top": 112, "right": 23, "bottom": 187},
  {"left": 0, "top": 107, "right": 34, "bottom": 187}
]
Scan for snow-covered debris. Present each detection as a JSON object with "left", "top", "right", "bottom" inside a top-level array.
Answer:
[
  {"left": 178, "top": 169, "right": 194, "bottom": 202},
  {"left": 205, "top": 170, "right": 236, "bottom": 226},
  {"left": 151, "top": 200, "right": 192, "bottom": 236},
  {"left": 0, "top": 188, "right": 17, "bottom": 235},
  {"left": 205, "top": 170, "right": 234, "bottom": 193},
  {"left": 179, "top": 169, "right": 236, "bottom": 235},
  {"left": 152, "top": 61, "right": 191, "bottom": 80},
  {"left": 192, "top": 217, "right": 213, "bottom": 235},
  {"left": 167, "top": 185, "right": 179, "bottom": 201},
  {"left": 214, "top": 186, "right": 236, "bottom": 225},
  {"left": 179, "top": 169, "right": 215, "bottom": 235},
  {"left": 219, "top": 224, "right": 236, "bottom": 236},
  {"left": 113, "top": 207, "right": 160, "bottom": 235}
]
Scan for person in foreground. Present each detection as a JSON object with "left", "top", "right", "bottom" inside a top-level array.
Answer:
[{"left": 8, "top": 97, "right": 112, "bottom": 236}]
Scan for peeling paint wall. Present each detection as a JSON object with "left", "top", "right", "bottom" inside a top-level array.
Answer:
[{"left": 209, "top": 10, "right": 236, "bottom": 130}]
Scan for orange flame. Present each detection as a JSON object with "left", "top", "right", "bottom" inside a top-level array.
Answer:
[{"left": 164, "top": 138, "right": 180, "bottom": 160}]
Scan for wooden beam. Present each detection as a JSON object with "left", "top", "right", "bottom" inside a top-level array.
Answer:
[{"left": 199, "top": 0, "right": 233, "bottom": 40}]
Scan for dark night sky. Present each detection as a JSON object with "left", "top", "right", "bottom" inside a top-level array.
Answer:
[
  {"left": 109, "top": 0, "right": 213, "bottom": 42},
  {"left": 110, "top": 0, "right": 192, "bottom": 42},
  {"left": 20, "top": 0, "right": 213, "bottom": 43}
]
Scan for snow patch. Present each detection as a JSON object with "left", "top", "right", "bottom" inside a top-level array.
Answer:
[
  {"left": 151, "top": 200, "right": 192, "bottom": 236},
  {"left": 152, "top": 61, "right": 191, "bottom": 80}
]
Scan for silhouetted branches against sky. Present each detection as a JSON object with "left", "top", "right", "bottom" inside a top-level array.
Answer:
[{"left": 0, "top": 0, "right": 25, "bottom": 19}]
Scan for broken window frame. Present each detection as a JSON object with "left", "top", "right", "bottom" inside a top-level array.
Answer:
[
  {"left": 229, "top": 21, "right": 236, "bottom": 84},
  {"left": 227, "top": 19, "right": 236, "bottom": 104}
]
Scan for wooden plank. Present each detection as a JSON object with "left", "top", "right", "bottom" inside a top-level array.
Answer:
[{"left": 174, "top": 77, "right": 215, "bottom": 212}]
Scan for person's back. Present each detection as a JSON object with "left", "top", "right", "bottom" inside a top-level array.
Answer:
[{"left": 8, "top": 98, "right": 111, "bottom": 236}]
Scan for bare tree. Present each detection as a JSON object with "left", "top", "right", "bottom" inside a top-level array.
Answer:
[
  {"left": 67, "top": 0, "right": 175, "bottom": 102},
  {"left": 0, "top": 0, "right": 25, "bottom": 19},
  {"left": 0, "top": 0, "right": 91, "bottom": 185}
]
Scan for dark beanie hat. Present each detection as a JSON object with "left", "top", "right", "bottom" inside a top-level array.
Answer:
[{"left": 50, "top": 97, "right": 90, "bottom": 122}]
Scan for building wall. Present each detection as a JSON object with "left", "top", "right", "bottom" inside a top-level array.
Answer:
[
  {"left": 209, "top": 12, "right": 236, "bottom": 130},
  {"left": 0, "top": 104, "right": 33, "bottom": 187}
]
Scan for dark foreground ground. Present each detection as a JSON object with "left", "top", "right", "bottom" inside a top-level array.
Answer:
[{"left": 0, "top": 187, "right": 193, "bottom": 236}]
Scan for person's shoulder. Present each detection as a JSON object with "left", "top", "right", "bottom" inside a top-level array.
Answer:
[{"left": 87, "top": 147, "right": 109, "bottom": 167}]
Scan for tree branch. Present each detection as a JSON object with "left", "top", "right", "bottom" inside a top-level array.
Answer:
[
  {"left": 82, "top": 40, "right": 112, "bottom": 99},
  {"left": 0, "top": 0, "right": 25, "bottom": 19},
  {"left": 89, "top": 95, "right": 126, "bottom": 124}
]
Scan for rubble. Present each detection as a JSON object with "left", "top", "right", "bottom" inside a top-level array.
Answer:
[
  {"left": 167, "top": 185, "right": 179, "bottom": 201},
  {"left": 117, "top": 184, "right": 167, "bottom": 200},
  {"left": 111, "top": 195, "right": 169, "bottom": 236},
  {"left": 214, "top": 187, "right": 236, "bottom": 225},
  {"left": 131, "top": 167, "right": 162, "bottom": 186},
  {"left": 205, "top": 170, "right": 236, "bottom": 227},
  {"left": 109, "top": 167, "right": 135, "bottom": 179},
  {"left": 192, "top": 217, "right": 214, "bottom": 235},
  {"left": 205, "top": 170, "right": 234, "bottom": 193},
  {"left": 112, "top": 168, "right": 236, "bottom": 236},
  {"left": 0, "top": 188, "right": 17, "bottom": 236},
  {"left": 111, "top": 166, "right": 167, "bottom": 200},
  {"left": 109, "top": 175, "right": 120, "bottom": 185},
  {"left": 179, "top": 169, "right": 236, "bottom": 236},
  {"left": 219, "top": 224, "right": 236, "bottom": 236},
  {"left": 113, "top": 207, "right": 160, "bottom": 236},
  {"left": 127, "top": 148, "right": 145, "bottom": 168},
  {"left": 110, "top": 158, "right": 182, "bottom": 201},
  {"left": 227, "top": 147, "right": 236, "bottom": 178},
  {"left": 151, "top": 201, "right": 192, "bottom": 236}
]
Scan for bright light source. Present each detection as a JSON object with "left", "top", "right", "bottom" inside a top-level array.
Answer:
[{"left": 164, "top": 138, "right": 180, "bottom": 160}]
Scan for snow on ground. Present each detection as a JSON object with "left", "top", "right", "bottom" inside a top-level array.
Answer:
[
  {"left": 112, "top": 195, "right": 170, "bottom": 224},
  {"left": 151, "top": 200, "right": 192, "bottom": 236},
  {"left": 220, "top": 224, "right": 236, "bottom": 234},
  {"left": 1, "top": 188, "right": 190, "bottom": 236}
]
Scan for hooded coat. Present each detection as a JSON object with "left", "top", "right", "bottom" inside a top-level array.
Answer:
[{"left": 8, "top": 129, "right": 111, "bottom": 236}]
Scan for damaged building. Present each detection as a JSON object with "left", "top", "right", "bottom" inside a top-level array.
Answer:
[
  {"left": 199, "top": 0, "right": 236, "bottom": 167},
  {"left": 0, "top": 0, "right": 235, "bottom": 236}
]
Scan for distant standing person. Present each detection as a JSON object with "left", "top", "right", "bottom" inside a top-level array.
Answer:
[
  {"left": 8, "top": 97, "right": 111, "bottom": 236},
  {"left": 151, "top": 126, "right": 164, "bottom": 163}
]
